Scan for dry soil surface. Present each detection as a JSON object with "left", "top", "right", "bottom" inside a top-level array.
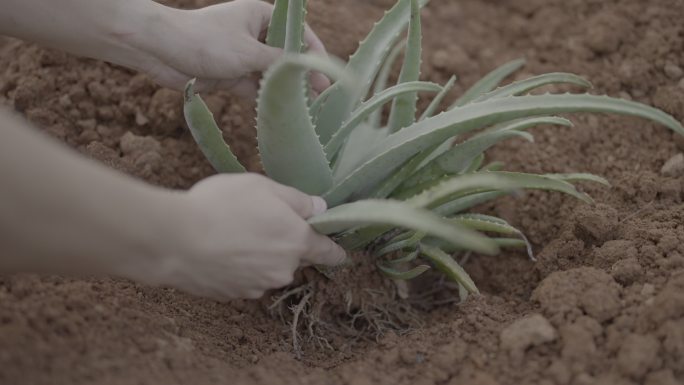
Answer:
[{"left": 1, "top": 0, "right": 684, "bottom": 384}]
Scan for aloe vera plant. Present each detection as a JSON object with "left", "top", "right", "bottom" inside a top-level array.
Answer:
[{"left": 183, "top": 0, "right": 684, "bottom": 295}]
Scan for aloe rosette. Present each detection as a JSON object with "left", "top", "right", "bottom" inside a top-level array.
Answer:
[{"left": 183, "top": 0, "right": 684, "bottom": 295}]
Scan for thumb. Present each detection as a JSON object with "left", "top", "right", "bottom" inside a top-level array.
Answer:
[{"left": 243, "top": 43, "right": 283, "bottom": 73}]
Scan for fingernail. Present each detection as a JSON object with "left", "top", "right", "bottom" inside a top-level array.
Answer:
[{"left": 312, "top": 196, "right": 328, "bottom": 216}]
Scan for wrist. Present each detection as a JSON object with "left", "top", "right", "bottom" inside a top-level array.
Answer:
[
  {"left": 101, "top": 1, "right": 183, "bottom": 72},
  {"left": 107, "top": 186, "right": 192, "bottom": 287}
]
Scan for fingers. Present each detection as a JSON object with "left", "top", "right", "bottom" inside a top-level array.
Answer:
[
  {"left": 243, "top": 44, "right": 284, "bottom": 73},
  {"left": 303, "top": 24, "right": 327, "bottom": 56},
  {"left": 268, "top": 182, "right": 327, "bottom": 219},
  {"left": 303, "top": 25, "right": 332, "bottom": 94},
  {"left": 302, "top": 232, "right": 348, "bottom": 267}
]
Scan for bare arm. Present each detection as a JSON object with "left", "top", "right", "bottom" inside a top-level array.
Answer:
[
  {"left": 0, "top": 109, "right": 345, "bottom": 300},
  {"left": 0, "top": 0, "right": 329, "bottom": 95}
]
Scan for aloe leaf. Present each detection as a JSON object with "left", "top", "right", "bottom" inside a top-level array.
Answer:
[
  {"left": 367, "top": 149, "right": 435, "bottom": 199},
  {"left": 369, "top": 40, "right": 407, "bottom": 127},
  {"left": 404, "top": 115, "right": 570, "bottom": 186},
  {"left": 493, "top": 238, "right": 529, "bottom": 249},
  {"left": 313, "top": 0, "right": 428, "bottom": 143},
  {"left": 433, "top": 191, "right": 507, "bottom": 217},
  {"left": 387, "top": 0, "right": 423, "bottom": 132},
  {"left": 420, "top": 244, "right": 479, "bottom": 294},
  {"left": 325, "top": 81, "right": 442, "bottom": 161},
  {"left": 257, "top": 55, "right": 346, "bottom": 195},
  {"left": 481, "top": 161, "right": 505, "bottom": 172},
  {"left": 402, "top": 130, "right": 533, "bottom": 189},
  {"left": 284, "top": 0, "right": 307, "bottom": 53},
  {"left": 308, "top": 199, "right": 499, "bottom": 255},
  {"left": 332, "top": 123, "right": 390, "bottom": 183},
  {"left": 463, "top": 153, "right": 486, "bottom": 174},
  {"left": 451, "top": 213, "right": 532, "bottom": 258},
  {"left": 324, "top": 94, "right": 683, "bottom": 206},
  {"left": 377, "top": 263, "right": 431, "bottom": 280},
  {"left": 266, "top": 0, "right": 288, "bottom": 48},
  {"left": 424, "top": 237, "right": 528, "bottom": 253},
  {"left": 544, "top": 173, "right": 611, "bottom": 186},
  {"left": 475, "top": 73, "right": 592, "bottom": 102},
  {"left": 183, "top": 80, "right": 246, "bottom": 173},
  {"left": 408, "top": 171, "right": 593, "bottom": 209},
  {"left": 450, "top": 58, "right": 525, "bottom": 108},
  {"left": 375, "top": 231, "right": 425, "bottom": 256},
  {"left": 420, "top": 75, "right": 457, "bottom": 121},
  {"left": 385, "top": 249, "right": 420, "bottom": 265}
]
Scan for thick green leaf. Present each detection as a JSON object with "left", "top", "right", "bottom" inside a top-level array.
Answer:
[
  {"left": 544, "top": 173, "right": 610, "bottom": 186},
  {"left": 424, "top": 237, "right": 528, "bottom": 253},
  {"left": 408, "top": 171, "right": 593, "bottom": 209},
  {"left": 332, "top": 123, "right": 389, "bottom": 182},
  {"left": 387, "top": 0, "right": 423, "bottom": 132},
  {"left": 368, "top": 40, "right": 406, "bottom": 127},
  {"left": 313, "top": 0, "right": 428, "bottom": 143},
  {"left": 367, "top": 149, "right": 434, "bottom": 199},
  {"left": 257, "top": 55, "right": 346, "bottom": 195},
  {"left": 308, "top": 199, "right": 499, "bottom": 255},
  {"left": 475, "top": 73, "right": 592, "bottom": 102},
  {"left": 377, "top": 263, "right": 430, "bottom": 280},
  {"left": 284, "top": 0, "right": 306, "bottom": 53},
  {"left": 324, "top": 94, "right": 683, "bottom": 205},
  {"left": 420, "top": 244, "right": 479, "bottom": 293},
  {"left": 480, "top": 161, "right": 505, "bottom": 172},
  {"left": 326, "top": 81, "right": 441, "bottom": 161},
  {"left": 450, "top": 58, "right": 525, "bottom": 108},
  {"left": 183, "top": 80, "right": 246, "bottom": 173},
  {"left": 420, "top": 75, "right": 457, "bottom": 121},
  {"left": 375, "top": 231, "right": 425, "bottom": 256},
  {"left": 266, "top": 0, "right": 288, "bottom": 48},
  {"left": 434, "top": 191, "right": 507, "bottom": 216},
  {"left": 385, "top": 249, "right": 420, "bottom": 265},
  {"left": 402, "top": 116, "right": 572, "bottom": 188}
]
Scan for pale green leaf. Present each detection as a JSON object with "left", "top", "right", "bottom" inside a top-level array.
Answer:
[
  {"left": 284, "top": 0, "right": 306, "bottom": 53},
  {"left": 475, "top": 72, "right": 592, "bottom": 102},
  {"left": 369, "top": 40, "right": 406, "bottom": 127},
  {"left": 420, "top": 244, "right": 479, "bottom": 294},
  {"left": 183, "top": 79, "right": 246, "bottom": 173},
  {"left": 420, "top": 75, "right": 457, "bottom": 121},
  {"left": 313, "top": 0, "right": 428, "bottom": 143},
  {"left": 308, "top": 199, "right": 499, "bottom": 255},
  {"left": 257, "top": 55, "right": 346, "bottom": 195},
  {"left": 544, "top": 173, "right": 611, "bottom": 186},
  {"left": 266, "top": 0, "right": 288, "bottom": 48},
  {"left": 324, "top": 94, "right": 683, "bottom": 206},
  {"left": 387, "top": 0, "right": 423, "bottom": 132},
  {"left": 377, "top": 263, "right": 430, "bottom": 280},
  {"left": 450, "top": 58, "right": 525, "bottom": 108},
  {"left": 326, "top": 81, "right": 441, "bottom": 161}
]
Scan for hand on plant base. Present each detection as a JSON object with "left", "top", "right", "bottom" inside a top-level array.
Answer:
[{"left": 143, "top": 174, "right": 347, "bottom": 302}]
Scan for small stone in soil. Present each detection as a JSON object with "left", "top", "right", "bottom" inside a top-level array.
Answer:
[
  {"left": 664, "top": 62, "right": 683, "bottom": 80},
  {"left": 660, "top": 153, "right": 684, "bottom": 177}
]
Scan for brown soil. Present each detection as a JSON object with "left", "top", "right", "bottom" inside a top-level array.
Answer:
[{"left": 2, "top": 0, "right": 684, "bottom": 384}]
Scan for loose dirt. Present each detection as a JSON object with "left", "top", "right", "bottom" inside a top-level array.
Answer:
[{"left": 1, "top": 0, "right": 683, "bottom": 384}]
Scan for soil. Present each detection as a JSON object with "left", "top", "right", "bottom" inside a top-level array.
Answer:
[{"left": 1, "top": 0, "right": 684, "bottom": 384}]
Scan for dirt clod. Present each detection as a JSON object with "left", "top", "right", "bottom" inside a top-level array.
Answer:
[{"left": 500, "top": 314, "right": 557, "bottom": 360}]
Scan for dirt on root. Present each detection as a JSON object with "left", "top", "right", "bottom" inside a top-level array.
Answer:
[{"left": 1, "top": 0, "right": 684, "bottom": 384}]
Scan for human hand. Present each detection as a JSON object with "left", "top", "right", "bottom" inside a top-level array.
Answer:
[
  {"left": 131, "top": 0, "right": 331, "bottom": 96},
  {"left": 143, "top": 174, "right": 346, "bottom": 301}
]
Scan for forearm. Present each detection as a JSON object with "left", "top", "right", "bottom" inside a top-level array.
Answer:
[
  {"left": 0, "top": 0, "right": 178, "bottom": 72},
  {"left": 0, "top": 109, "right": 185, "bottom": 280}
]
